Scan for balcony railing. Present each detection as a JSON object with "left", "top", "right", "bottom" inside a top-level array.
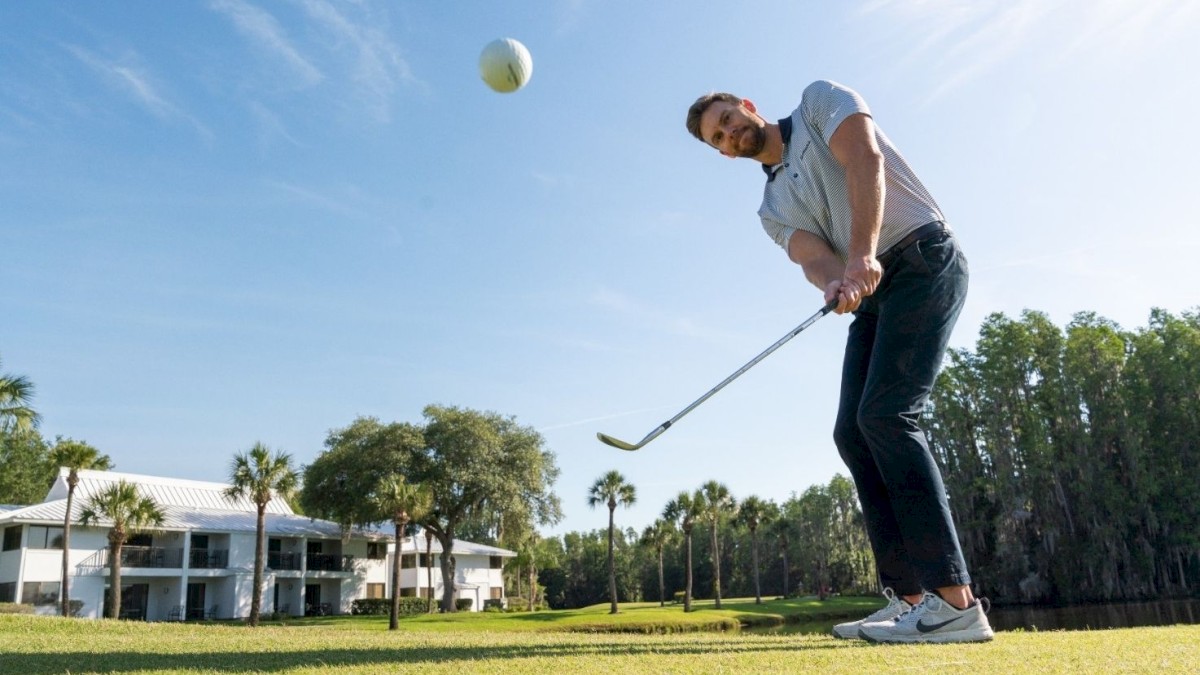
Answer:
[
  {"left": 78, "top": 546, "right": 183, "bottom": 569},
  {"left": 307, "top": 553, "right": 354, "bottom": 572},
  {"left": 188, "top": 549, "right": 229, "bottom": 569},
  {"left": 268, "top": 551, "right": 303, "bottom": 571}
]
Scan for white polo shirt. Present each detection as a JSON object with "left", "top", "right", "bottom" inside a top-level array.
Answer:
[{"left": 758, "top": 80, "right": 944, "bottom": 260}]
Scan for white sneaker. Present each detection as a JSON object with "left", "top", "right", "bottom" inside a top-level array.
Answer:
[
  {"left": 831, "top": 588, "right": 913, "bottom": 640},
  {"left": 858, "top": 592, "right": 995, "bottom": 644}
]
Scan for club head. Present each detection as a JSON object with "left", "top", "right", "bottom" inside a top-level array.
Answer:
[{"left": 596, "top": 432, "right": 642, "bottom": 451}]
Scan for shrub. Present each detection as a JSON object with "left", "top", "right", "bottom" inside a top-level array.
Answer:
[
  {"left": 0, "top": 603, "right": 34, "bottom": 615},
  {"left": 483, "top": 599, "right": 505, "bottom": 612},
  {"left": 350, "top": 597, "right": 429, "bottom": 617},
  {"left": 672, "top": 591, "right": 686, "bottom": 604},
  {"left": 455, "top": 598, "right": 473, "bottom": 612}
]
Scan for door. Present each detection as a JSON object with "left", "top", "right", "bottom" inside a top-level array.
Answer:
[
  {"left": 305, "top": 584, "right": 321, "bottom": 615},
  {"left": 186, "top": 583, "right": 206, "bottom": 620}
]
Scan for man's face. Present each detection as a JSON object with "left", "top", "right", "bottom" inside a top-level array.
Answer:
[{"left": 699, "top": 100, "right": 766, "bottom": 159}]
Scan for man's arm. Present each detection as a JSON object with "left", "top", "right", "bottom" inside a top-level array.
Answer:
[
  {"left": 828, "top": 112, "right": 884, "bottom": 311},
  {"left": 787, "top": 229, "right": 853, "bottom": 314}
]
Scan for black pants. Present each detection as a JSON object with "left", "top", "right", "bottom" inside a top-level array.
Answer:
[{"left": 832, "top": 230, "right": 971, "bottom": 596}]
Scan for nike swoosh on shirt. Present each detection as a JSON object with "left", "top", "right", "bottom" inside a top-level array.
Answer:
[{"left": 917, "top": 616, "right": 963, "bottom": 633}]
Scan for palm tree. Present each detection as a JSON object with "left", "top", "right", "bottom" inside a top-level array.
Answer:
[
  {"left": 225, "top": 442, "right": 297, "bottom": 627},
  {"left": 699, "top": 480, "right": 735, "bottom": 609},
  {"left": 587, "top": 470, "right": 637, "bottom": 614},
  {"left": 79, "top": 480, "right": 164, "bottom": 619},
  {"left": 423, "top": 527, "right": 435, "bottom": 613},
  {"left": 734, "top": 495, "right": 777, "bottom": 604},
  {"left": 49, "top": 439, "right": 113, "bottom": 617},
  {"left": 639, "top": 519, "right": 673, "bottom": 607},
  {"left": 0, "top": 357, "right": 39, "bottom": 433},
  {"left": 663, "top": 490, "right": 703, "bottom": 612},
  {"left": 768, "top": 517, "right": 794, "bottom": 597},
  {"left": 373, "top": 474, "right": 432, "bottom": 630}
]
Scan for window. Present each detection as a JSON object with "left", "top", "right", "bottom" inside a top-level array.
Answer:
[
  {"left": 191, "top": 534, "right": 209, "bottom": 550},
  {"left": 400, "top": 587, "right": 416, "bottom": 597},
  {"left": 490, "top": 587, "right": 502, "bottom": 600},
  {"left": 366, "top": 583, "right": 386, "bottom": 599},
  {"left": 489, "top": 555, "right": 503, "bottom": 569},
  {"left": 0, "top": 582, "right": 15, "bottom": 603},
  {"left": 400, "top": 554, "right": 416, "bottom": 569},
  {"left": 366, "top": 542, "right": 386, "bottom": 560},
  {"left": 127, "top": 533, "right": 152, "bottom": 547},
  {"left": 2, "top": 526, "right": 21, "bottom": 551},
  {"left": 419, "top": 553, "right": 434, "bottom": 568},
  {"left": 26, "top": 526, "right": 64, "bottom": 550},
  {"left": 22, "top": 581, "right": 60, "bottom": 606}
]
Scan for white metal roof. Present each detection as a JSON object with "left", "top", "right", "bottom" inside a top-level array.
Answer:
[
  {"left": 2, "top": 469, "right": 517, "bottom": 556},
  {"left": 45, "top": 468, "right": 293, "bottom": 514}
]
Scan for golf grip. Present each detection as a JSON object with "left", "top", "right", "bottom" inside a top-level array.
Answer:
[{"left": 654, "top": 297, "right": 838, "bottom": 433}]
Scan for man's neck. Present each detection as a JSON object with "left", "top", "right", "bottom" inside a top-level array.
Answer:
[{"left": 755, "top": 123, "right": 784, "bottom": 166}]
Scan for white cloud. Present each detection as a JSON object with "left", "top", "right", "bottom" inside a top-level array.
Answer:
[
  {"left": 297, "top": 0, "right": 419, "bottom": 122},
  {"left": 210, "top": 0, "right": 323, "bottom": 87},
  {"left": 66, "top": 45, "right": 212, "bottom": 140}
]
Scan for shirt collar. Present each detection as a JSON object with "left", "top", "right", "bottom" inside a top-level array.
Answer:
[{"left": 762, "top": 116, "right": 793, "bottom": 180}]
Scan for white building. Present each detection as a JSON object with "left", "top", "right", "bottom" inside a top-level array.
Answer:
[{"left": 0, "top": 469, "right": 514, "bottom": 620}]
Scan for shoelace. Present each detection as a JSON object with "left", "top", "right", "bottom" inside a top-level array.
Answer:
[{"left": 895, "top": 592, "right": 942, "bottom": 627}]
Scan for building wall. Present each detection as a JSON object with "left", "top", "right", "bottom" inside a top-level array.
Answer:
[{"left": 1, "top": 520, "right": 508, "bottom": 619}]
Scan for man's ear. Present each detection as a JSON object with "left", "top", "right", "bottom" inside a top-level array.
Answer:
[{"left": 742, "top": 99, "right": 757, "bottom": 114}]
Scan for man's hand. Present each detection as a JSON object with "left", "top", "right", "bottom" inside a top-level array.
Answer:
[{"left": 838, "top": 254, "right": 882, "bottom": 313}]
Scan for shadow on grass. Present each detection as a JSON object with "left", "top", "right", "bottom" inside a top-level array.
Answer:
[{"left": 4, "top": 638, "right": 852, "bottom": 674}]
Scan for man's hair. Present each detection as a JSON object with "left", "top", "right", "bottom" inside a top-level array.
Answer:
[{"left": 686, "top": 92, "right": 743, "bottom": 143}]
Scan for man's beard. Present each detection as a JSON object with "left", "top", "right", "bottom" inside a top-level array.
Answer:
[{"left": 735, "top": 124, "right": 766, "bottom": 158}]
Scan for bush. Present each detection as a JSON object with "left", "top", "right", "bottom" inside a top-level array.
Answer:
[
  {"left": 455, "top": 598, "right": 473, "bottom": 612},
  {"left": 483, "top": 599, "right": 505, "bottom": 612},
  {"left": 350, "top": 597, "right": 430, "bottom": 617},
  {"left": 0, "top": 603, "right": 34, "bottom": 615},
  {"left": 672, "top": 591, "right": 686, "bottom": 605}
]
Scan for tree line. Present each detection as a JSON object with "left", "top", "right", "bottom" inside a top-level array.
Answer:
[
  {"left": 925, "top": 308, "right": 1200, "bottom": 604},
  {"left": 4, "top": 305, "right": 1197, "bottom": 613}
]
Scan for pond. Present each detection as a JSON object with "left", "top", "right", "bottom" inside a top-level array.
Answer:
[
  {"left": 987, "top": 598, "right": 1200, "bottom": 632},
  {"left": 745, "top": 598, "right": 1200, "bottom": 635}
]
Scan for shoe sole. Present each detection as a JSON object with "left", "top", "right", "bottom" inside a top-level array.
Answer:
[{"left": 857, "top": 627, "right": 995, "bottom": 644}]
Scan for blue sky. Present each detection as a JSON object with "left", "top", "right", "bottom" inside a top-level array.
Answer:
[{"left": 3, "top": 1, "right": 1198, "bottom": 538}]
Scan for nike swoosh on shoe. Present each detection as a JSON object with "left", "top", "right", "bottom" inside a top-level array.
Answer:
[{"left": 917, "top": 616, "right": 963, "bottom": 633}]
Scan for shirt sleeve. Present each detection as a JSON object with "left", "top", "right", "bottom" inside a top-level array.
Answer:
[
  {"left": 801, "top": 80, "right": 871, "bottom": 145},
  {"left": 761, "top": 215, "right": 796, "bottom": 251}
]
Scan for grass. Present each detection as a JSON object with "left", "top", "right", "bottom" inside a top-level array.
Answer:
[{"left": 2, "top": 597, "right": 1197, "bottom": 674}]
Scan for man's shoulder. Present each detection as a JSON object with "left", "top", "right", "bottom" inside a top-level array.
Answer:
[{"left": 801, "top": 80, "right": 856, "bottom": 104}]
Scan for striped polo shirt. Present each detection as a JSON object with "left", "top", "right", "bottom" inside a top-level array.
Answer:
[{"left": 758, "top": 80, "right": 944, "bottom": 260}]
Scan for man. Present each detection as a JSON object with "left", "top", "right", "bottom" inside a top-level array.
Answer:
[{"left": 686, "top": 81, "right": 993, "bottom": 644}]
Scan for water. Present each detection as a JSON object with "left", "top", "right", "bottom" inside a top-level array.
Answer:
[
  {"left": 745, "top": 599, "right": 1200, "bottom": 634},
  {"left": 987, "top": 598, "right": 1200, "bottom": 632}
]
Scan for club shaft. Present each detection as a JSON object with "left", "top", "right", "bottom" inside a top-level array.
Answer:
[{"left": 640, "top": 299, "right": 836, "bottom": 443}]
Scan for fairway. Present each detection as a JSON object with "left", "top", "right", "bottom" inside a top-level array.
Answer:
[{"left": 3, "top": 607, "right": 1198, "bottom": 675}]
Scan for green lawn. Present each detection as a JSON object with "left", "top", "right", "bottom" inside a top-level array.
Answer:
[{"left": 2, "top": 597, "right": 1197, "bottom": 674}]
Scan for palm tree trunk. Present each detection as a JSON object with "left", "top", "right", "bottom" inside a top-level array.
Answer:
[
  {"left": 60, "top": 484, "right": 75, "bottom": 617},
  {"left": 781, "top": 538, "right": 790, "bottom": 597},
  {"left": 424, "top": 530, "right": 434, "bottom": 613},
  {"left": 390, "top": 520, "right": 404, "bottom": 630},
  {"left": 607, "top": 506, "right": 618, "bottom": 614},
  {"left": 251, "top": 505, "right": 265, "bottom": 626},
  {"left": 528, "top": 564, "right": 536, "bottom": 611},
  {"left": 657, "top": 546, "right": 665, "bottom": 607},
  {"left": 107, "top": 537, "right": 123, "bottom": 619},
  {"left": 711, "top": 521, "right": 722, "bottom": 609},
  {"left": 684, "top": 531, "right": 693, "bottom": 613},
  {"left": 751, "top": 527, "right": 761, "bottom": 604}
]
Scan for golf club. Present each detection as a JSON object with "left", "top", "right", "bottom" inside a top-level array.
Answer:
[{"left": 597, "top": 297, "right": 838, "bottom": 451}]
